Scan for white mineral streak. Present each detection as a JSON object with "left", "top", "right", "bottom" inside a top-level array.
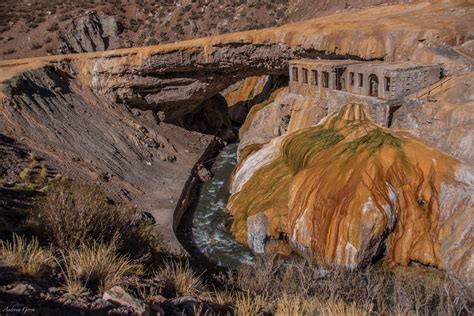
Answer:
[
  {"left": 292, "top": 207, "right": 310, "bottom": 243},
  {"left": 455, "top": 165, "right": 474, "bottom": 186},
  {"left": 336, "top": 241, "right": 343, "bottom": 265},
  {"left": 231, "top": 136, "right": 284, "bottom": 194},
  {"left": 362, "top": 197, "right": 374, "bottom": 214},
  {"left": 345, "top": 242, "right": 358, "bottom": 270},
  {"left": 385, "top": 183, "right": 398, "bottom": 231}
]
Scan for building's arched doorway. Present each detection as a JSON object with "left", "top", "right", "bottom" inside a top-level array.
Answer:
[{"left": 369, "top": 74, "right": 379, "bottom": 97}]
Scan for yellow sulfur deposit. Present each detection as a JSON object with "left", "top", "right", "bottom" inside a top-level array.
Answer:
[{"left": 228, "top": 103, "right": 472, "bottom": 277}]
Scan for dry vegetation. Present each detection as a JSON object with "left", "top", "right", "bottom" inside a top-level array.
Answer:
[
  {"left": 0, "top": 234, "right": 54, "bottom": 278},
  {"left": 155, "top": 260, "right": 205, "bottom": 298},
  {"left": 59, "top": 241, "right": 141, "bottom": 295}
]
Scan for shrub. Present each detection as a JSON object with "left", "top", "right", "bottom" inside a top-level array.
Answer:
[
  {"left": 0, "top": 234, "right": 54, "bottom": 278},
  {"left": 59, "top": 241, "right": 141, "bottom": 295},
  {"left": 34, "top": 181, "right": 136, "bottom": 251},
  {"left": 229, "top": 258, "right": 473, "bottom": 315},
  {"left": 155, "top": 260, "right": 205, "bottom": 297}
]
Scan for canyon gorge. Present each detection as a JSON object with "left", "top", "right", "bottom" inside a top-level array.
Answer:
[{"left": 0, "top": 0, "right": 473, "bottom": 313}]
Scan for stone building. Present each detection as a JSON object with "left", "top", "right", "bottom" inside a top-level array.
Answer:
[
  {"left": 288, "top": 59, "right": 442, "bottom": 126},
  {"left": 289, "top": 59, "right": 441, "bottom": 100}
]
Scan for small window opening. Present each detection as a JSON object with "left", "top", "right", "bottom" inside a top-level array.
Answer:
[
  {"left": 350, "top": 72, "right": 354, "bottom": 85},
  {"left": 311, "top": 70, "right": 318, "bottom": 86},
  {"left": 322, "top": 71, "right": 329, "bottom": 88},
  {"left": 358, "top": 73, "right": 364, "bottom": 87},
  {"left": 302, "top": 68, "right": 308, "bottom": 84},
  {"left": 292, "top": 67, "right": 299, "bottom": 82},
  {"left": 385, "top": 76, "right": 391, "bottom": 91}
]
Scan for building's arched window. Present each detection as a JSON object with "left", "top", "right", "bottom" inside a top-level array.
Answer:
[
  {"left": 369, "top": 74, "right": 379, "bottom": 96},
  {"left": 322, "top": 71, "right": 329, "bottom": 88}
]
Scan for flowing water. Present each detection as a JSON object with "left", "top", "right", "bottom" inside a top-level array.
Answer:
[{"left": 178, "top": 143, "right": 255, "bottom": 267}]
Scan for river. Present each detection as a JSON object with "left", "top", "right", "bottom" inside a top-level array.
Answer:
[{"left": 177, "top": 143, "right": 255, "bottom": 267}]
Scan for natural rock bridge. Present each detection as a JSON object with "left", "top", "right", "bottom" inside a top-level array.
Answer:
[{"left": 0, "top": 0, "right": 472, "bottom": 264}]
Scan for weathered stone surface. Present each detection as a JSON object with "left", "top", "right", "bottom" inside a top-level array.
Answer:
[
  {"left": 196, "top": 164, "right": 212, "bottom": 182},
  {"left": 238, "top": 88, "right": 291, "bottom": 160},
  {"left": 228, "top": 103, "right": 473, "bottom": 285},
  {"left": 103, "top": 286, "right": 149, "bottom": 315},
  {"left": 1, "top": 1, "right": 471, "bottom": 118},
  {"left": 247, "top": 212, "right": 270, "bottom": 254},
  {"left": 58, "top": 11, "right": 123, "bottom": 54},
  {"left": 0, "top": 64, "right": 216, "bottom": 253},
  {"left": 222, "top": 75, "right": 287, "bottom": 124}
]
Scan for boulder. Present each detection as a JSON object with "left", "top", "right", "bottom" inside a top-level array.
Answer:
[
  {"left": 197, "top": 164, "right": 212, "bottom": 182},
  {"left": 247, "top": 212, "right": 269, "bottom": 254},
  {"left": 103, "top": 286, "right": 149, "bottom": 316}
]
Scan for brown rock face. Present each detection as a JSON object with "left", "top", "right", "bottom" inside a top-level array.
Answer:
[
  {"left": 58, "top": 11, "right": 123, "bottom": 54},
  {"left": 0, "top": 63, "right": 219, "bottom": 252},
  {"left": 1, "top": 0, "right": 471, "bottom": 119},
  {"left": 228, "top": 103, "right": 473, "bottom": 285}
]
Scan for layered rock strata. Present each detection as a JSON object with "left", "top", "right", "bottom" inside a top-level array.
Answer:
[{"left": 0, "top": 64, "right": 220, "bottom": 252}]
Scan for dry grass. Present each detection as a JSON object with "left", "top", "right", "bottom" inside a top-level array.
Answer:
[
  {"left": 234, "top": 291, "right": 266, "bottom": 315},
  {"left": 155, "top": 260, "right": 205, "bottom": 298},
  {"left": 307, "top": 299, "right": 370, "bottom": 316},
  {"left": 0, "top": 234, "right": 54, "bottom": 277},
  {"left": 223, "top": 257, "right": 473, "bottom": 315},
  {"left": 210, "top": 289, "right": 234, "bottom": 307},
  {"left": 275, "top": 294, "right": 369, "bottom": 316},
  {"left": 275, "top": 293, "right": 306, "bottom": 315},
  {"left": 59, "top": 241, "right": 141, "bottom": 295}
]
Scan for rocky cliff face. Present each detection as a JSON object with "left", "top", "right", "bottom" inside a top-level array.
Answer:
[
  {"left": 1, "top": 0, "right": 471, "bottom": 119},
  {"left": 58, "top": 11, "right": 123, "bottom": 54},
  {"left": 228, "top": 103, "right": 473, "bottom": 284},
  {"left": 0, "top": 63, "right": 221, "bottom": 252}
]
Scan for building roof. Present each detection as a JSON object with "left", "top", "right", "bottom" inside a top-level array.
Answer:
[
  {"left": 289, "top": 59, "right": 440, "bottom": 71},
  {"left": 356, "top": 61, "right": 440, "bottom": 71},
  {"left": 289, "top": 59, "right": 364, "bottom": 67}
]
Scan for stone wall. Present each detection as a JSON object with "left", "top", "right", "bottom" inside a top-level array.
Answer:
[
  {"left": 289, "top": 80, "right": 397, "bottom": 127},
  {"left": 347, "top": 63, "right": 441, "bottom": 100}
]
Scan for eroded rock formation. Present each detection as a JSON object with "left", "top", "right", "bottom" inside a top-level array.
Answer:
[
  {"left": 58, "top": 11, "right": 123, "bottom": 54},
  {"left": 0, "top": 63, "right": 220, "bottom": 252},
  {"left": 1, "top": 0, "right": 471, "bottom": 119},
  {"left": 0, "top": 0, "right": 472, "bottom": 273},
  {"left": 228, "top": 104, "right": 473, "bottom": 284}
]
